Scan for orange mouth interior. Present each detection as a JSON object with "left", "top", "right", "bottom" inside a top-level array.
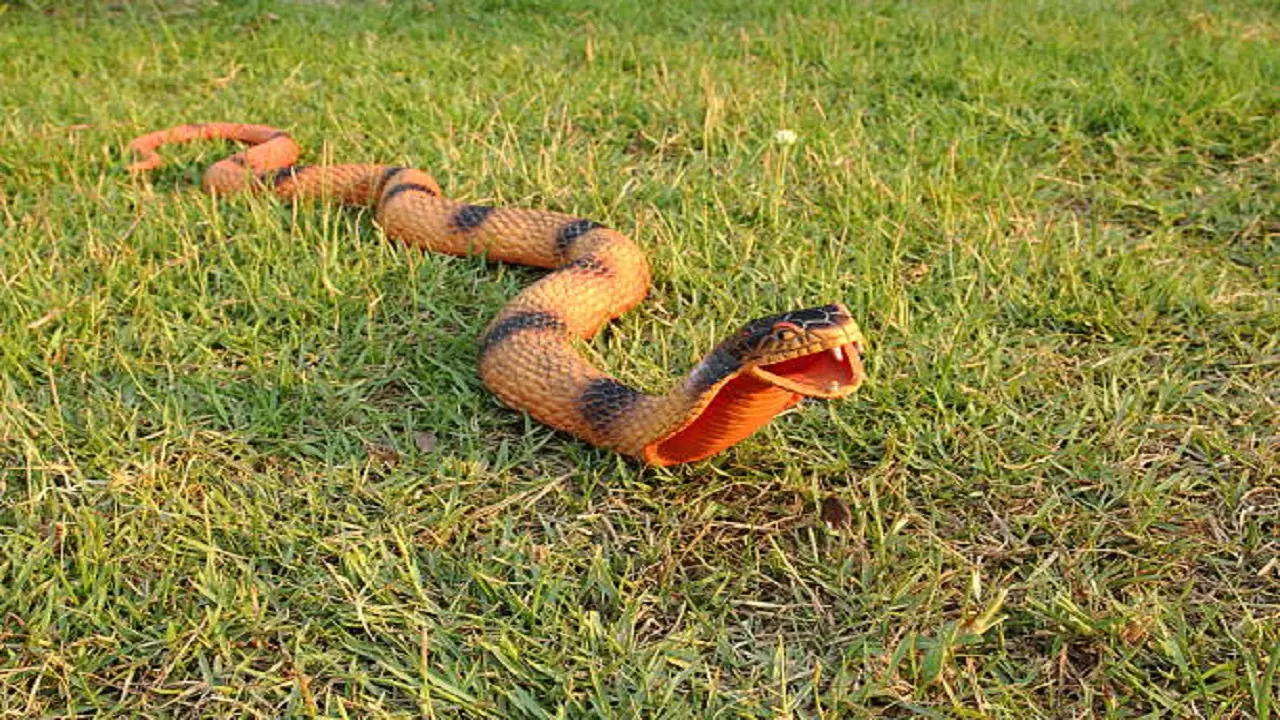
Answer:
[
  {"left": 749, "top": 342, "right": 863, "bottom": 398},
  {"left": 643, "top": 343, "right": 863, "bottom": 466}
]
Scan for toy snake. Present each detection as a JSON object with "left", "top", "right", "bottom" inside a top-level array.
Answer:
[{"left": 128, "top": 123, "right": 865, "bottom": 465}]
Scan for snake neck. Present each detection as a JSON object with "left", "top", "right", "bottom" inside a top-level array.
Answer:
[
  {"left": 475, "top": 333, "right": 805, "bottom": 467},
  {"left": 634, "top": 348, "right": 824, "bottom": 466},
  {"left": 636, "top": 375, "right": 803, "bottom": 467}
]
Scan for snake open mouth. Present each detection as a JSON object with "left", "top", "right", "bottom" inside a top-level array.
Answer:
[{"left": 749, "top": 341, "right": 864, "bottom": 398}]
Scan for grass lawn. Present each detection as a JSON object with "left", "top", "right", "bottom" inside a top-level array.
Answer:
[{"left": 1, "top": 0, "right": 1276, "bottom": 716}]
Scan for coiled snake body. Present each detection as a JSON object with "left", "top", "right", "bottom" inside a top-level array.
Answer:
[{"left": 128, "top": 123, "right": 865, "bottom": 466}]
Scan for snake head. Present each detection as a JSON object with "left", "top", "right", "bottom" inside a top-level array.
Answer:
[
  {"left": 721, "top": 303, "right": 865, "bottom": 398},
  {"left": 643, "top": 303, "right": 865, "bottom": 466}
]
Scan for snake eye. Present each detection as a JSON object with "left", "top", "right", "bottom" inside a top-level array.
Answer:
[{"left": 769, "top": 321, "right": 806, "bottom": 343}]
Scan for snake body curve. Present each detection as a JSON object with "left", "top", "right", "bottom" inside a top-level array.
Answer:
[{"left": 128, "top": 123, "right": 865, "bottom": 466}]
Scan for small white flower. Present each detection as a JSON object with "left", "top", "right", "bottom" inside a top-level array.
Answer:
[{"left": 774, "top": 129, "right": 798, "bottom": 146}]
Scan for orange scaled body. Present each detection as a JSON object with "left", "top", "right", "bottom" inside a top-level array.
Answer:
[{"left": 128, "top": 123, "right": 866, "bottom": 465}]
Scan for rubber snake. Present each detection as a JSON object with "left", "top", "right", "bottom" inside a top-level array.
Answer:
[{"left": 127, "top": 123, "right": 866, "bottom": 466}]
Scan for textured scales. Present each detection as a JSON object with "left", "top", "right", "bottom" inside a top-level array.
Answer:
[{"left": 127, "top": 123, "right": 867, "bottom": 466}]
